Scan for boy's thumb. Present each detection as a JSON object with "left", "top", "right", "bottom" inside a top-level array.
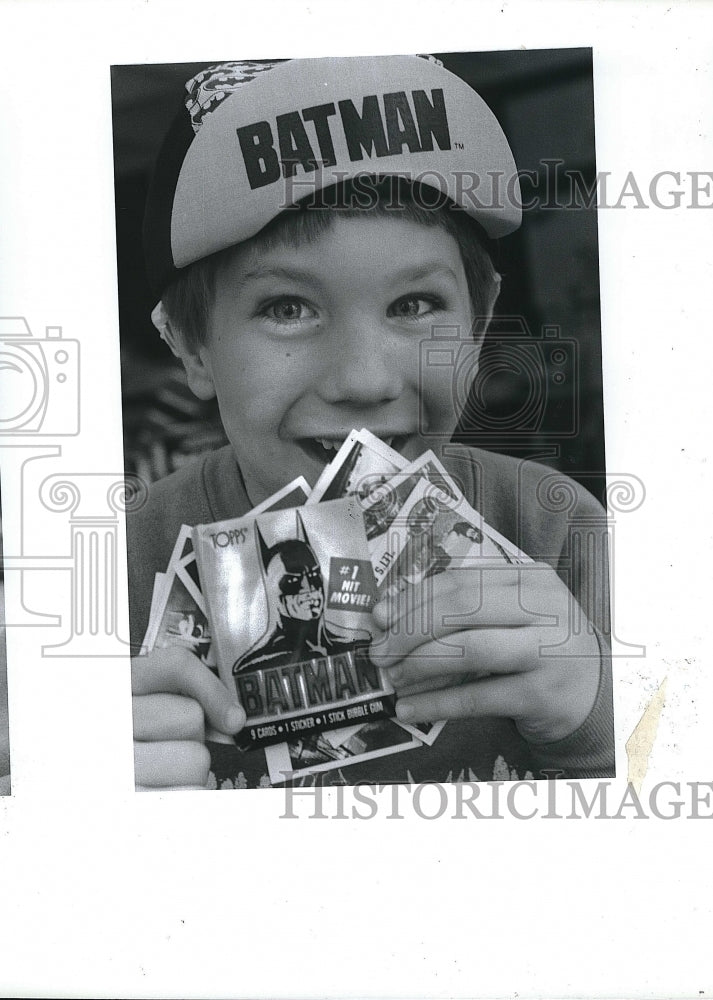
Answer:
[
  {"left": 199, "top": 676, "right": 246, "bottom": 736},
  {"left": 133, "top": 647, "right": 246, "bottom": 735}
]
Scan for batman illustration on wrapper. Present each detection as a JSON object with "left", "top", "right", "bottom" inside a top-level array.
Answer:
[{"left": 192, "top": 497, "right": 391, "bottom": 750}]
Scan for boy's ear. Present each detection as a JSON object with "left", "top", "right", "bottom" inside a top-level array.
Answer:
[{"left": 151, "top": 301, "right": 216, "bottom": 401}]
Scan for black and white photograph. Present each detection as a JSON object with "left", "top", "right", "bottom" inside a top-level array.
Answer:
[
  {"left": 112, "top": 50, "right": 614, "bottom": 791},
  {"left": 1, "top": 1, "right": 712, "bottom": 996}
]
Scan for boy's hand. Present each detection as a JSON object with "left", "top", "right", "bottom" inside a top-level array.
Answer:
[
  {"left": 132, "top": 647, "right": 245, "bottom": 790},
  {"left": 369, "top": 563, "right": 601, "bottom": 745}
]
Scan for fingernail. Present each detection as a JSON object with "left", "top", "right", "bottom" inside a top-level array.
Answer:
[
  {"left": 225, "top": 705, "right": 245, "bottom": 732},
  {"left": 396, "top": 702, "right": 415, "bottom": 722},
  {"left": 386, "top": 666, "right": 403, "bottom": 684}
]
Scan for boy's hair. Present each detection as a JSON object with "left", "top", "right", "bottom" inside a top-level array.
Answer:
[{"left": 162, "top": 178, "right": 500, "bottom": 351}]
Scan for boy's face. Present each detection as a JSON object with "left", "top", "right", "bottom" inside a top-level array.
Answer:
[{"left": 192, "top": 215, "right": 479, "bottom": 504}]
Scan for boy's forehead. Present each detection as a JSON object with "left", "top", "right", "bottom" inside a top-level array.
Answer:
[
  {"left": 144, "top": 54, "right": 521, "bottom": 299},
  {"left": 213, "top": 214, "right": 470, "bottom": 296}
]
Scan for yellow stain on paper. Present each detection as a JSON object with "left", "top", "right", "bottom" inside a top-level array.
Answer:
[{"left": 626, "top": 677, "right": 668, "bottom": 794}]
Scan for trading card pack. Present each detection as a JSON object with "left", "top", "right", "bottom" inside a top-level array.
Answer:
[
  {"left": 142, "top": 430, "right": 532, "bottom": 782},
  {"left": 141, "top": 472, "right": 436, "bottom": 773},
  {"left": 141, "top": 479, "right": 312, "bottom": 740},
  {"left": 193, "top": 498, "right": 394, "bottom": 750},
  {"left": 141, "top": 478, "right": 312, "bottom": 658}
]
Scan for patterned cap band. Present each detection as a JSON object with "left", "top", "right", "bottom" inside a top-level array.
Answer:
[
  {"left": 184, "top": 61, "right": 283, "bottom": 134},
  {"left": 184, "top": 56, "right": 445, "bottom": 135},
  {"left": 143, "top": 54, "right": 521, "bottom": 297}
]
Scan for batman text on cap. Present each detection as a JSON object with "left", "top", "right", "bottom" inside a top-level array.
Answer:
[{"left": 236, "top": 88, "right": 452, "bottom": 189}]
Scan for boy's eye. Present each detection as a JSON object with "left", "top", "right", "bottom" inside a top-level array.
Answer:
[
  {"left": 388, "top": 295, "right": 442, "bottom": 319},
  {"left": 262, "top": 297, "right": 317, "bottom": 323}
]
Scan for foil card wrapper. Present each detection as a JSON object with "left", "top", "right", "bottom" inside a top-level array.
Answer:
[{"left": 193, "top": 497, "right": 393, "bottom": 749}]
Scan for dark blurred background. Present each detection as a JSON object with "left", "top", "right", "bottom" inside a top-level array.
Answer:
[{"left": 111, "top": 49, "right": 605, "bottom": 503}]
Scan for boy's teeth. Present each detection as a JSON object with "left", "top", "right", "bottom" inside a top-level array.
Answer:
[{"left": 313, "top": 433, "right": 398, "bottom": 453}]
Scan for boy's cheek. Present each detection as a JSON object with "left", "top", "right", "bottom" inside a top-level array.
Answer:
[
  {"left": 416, "top": 384, "right": 462, "bottom": 441},
  {"left": 416, "top": 341, "right": 480, "bottom": 438}
]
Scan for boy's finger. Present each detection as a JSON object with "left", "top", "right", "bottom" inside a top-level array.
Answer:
[
  {"left": 371, "top": 567, "right": 563, "bottom": 662},
  {"left": 372, "top": 629, "right": 480, "bottom": 670},
  {"left": 371, "top": 564, "right": 521, "bottom": 628},
  {"left": 375, "top": 626, "right": 551, "bottom": 684},
  {"left": 134, "top": 739, "right": 211, "bottom": 788},
  {"left": 133, "top": 693, "right": 205, "bottom": 742},
  {"left": 131, "top": 648, "right": 245, "bottom": 735},
  {"left": 395, "top": 672, "right": 474, "bottom": 699},
  {"left": 395, "top": 645, "right": 600, "bottom": 742},
  {"left": 395, "top": 672, "right": 526, "bottom": 726}
]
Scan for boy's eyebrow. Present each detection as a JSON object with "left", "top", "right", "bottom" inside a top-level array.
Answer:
[
  {"left": 238, "top": 265, "right": 324, "bottom": 286},
  {"left": 237, "top": 263, "right": 462, "bottom": 286},
  {"left": 390, "top": 264, "right": 462, "bottom": 284}
]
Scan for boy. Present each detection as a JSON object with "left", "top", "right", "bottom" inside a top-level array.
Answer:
[{"left": 128, "top": 55, "right": 613, "bottom": 790}]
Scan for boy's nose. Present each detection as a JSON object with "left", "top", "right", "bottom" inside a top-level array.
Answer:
[{"left": 318, "top": 321, "right": 405, "bottom": 405}]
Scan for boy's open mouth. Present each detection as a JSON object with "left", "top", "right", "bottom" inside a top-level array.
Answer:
[{"left": 299, "top": 434, "right": 410, "bottom": 465}]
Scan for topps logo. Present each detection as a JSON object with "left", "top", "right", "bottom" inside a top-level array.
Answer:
[
  {"left": 236, "top": 88, "right": 452, "bottom": 189},
  {"left": 210, "top": 527, "right": 249, "bottom": 549}
]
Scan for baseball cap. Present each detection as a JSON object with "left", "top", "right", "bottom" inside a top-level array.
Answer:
[{"left": 143, "top": 55, "right": 521, "bottom": 297}]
